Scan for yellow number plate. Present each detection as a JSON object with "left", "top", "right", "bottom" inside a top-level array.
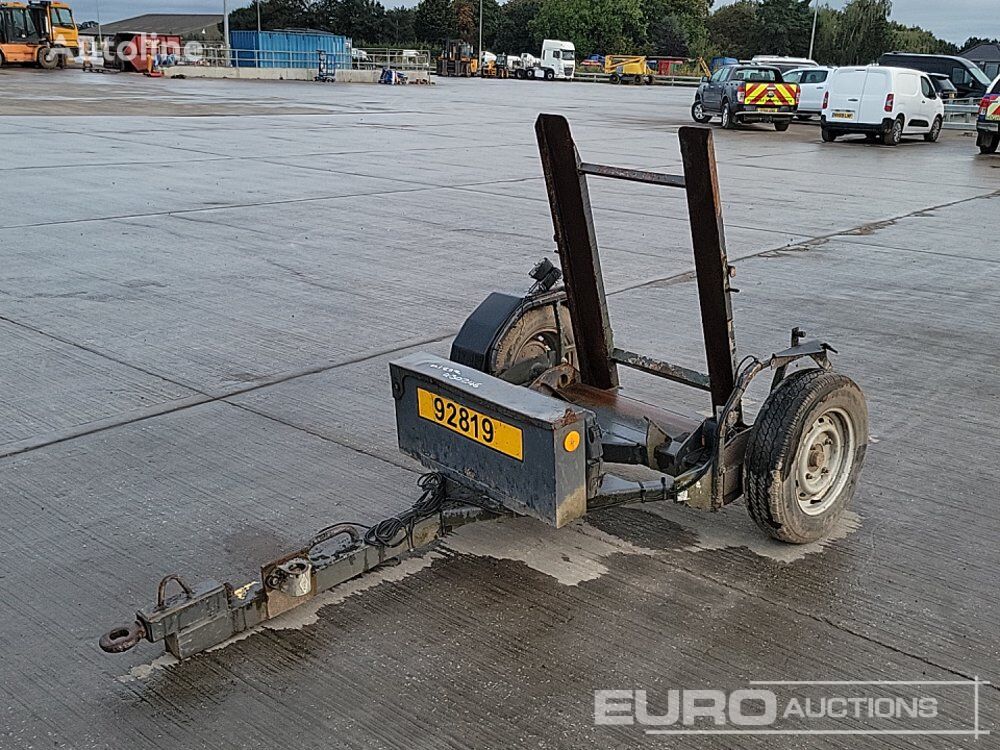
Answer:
[
  {"left": 832, "top": 111, "right": 854, "bottom": 119},
  {"left": 417, "top": 388, "right": 523, "bottom": 460}
]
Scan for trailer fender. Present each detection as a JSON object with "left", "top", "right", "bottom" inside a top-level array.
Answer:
[{"left": 450, "top": 292, "right": 526, "bottom": 373}]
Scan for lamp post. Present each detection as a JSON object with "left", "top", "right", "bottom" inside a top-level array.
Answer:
[
  {"left": 94, "top": 0, "right": 103, "bottom": 43},
  {"left": 257, "top": 0, "right": 262, "bottom": 35},
  {"left": 222, "top": 0, "right": 230, "bottom": 65},
  {"left": 808, "top": 0, "right": 820, "bottom": 61},
  {"left": 478, "top": 0, "right": 483, "bottom": 73}
]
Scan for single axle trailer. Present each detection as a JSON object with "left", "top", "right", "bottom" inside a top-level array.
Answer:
[{"left": 100, "top": 114, "right": 868, "bottom": 661}]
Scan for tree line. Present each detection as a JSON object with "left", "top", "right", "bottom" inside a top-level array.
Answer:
[{"left": 231, "top": 0, "right": 970, "bottom": 63}]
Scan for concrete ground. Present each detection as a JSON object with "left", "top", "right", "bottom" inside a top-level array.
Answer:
[{"left": 1, "top": 68, "right": 997, "bottom": 749}]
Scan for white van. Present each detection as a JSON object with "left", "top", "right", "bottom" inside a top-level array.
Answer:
[{"left": 821, "top": 65, "right": 944, "bottom": 146}]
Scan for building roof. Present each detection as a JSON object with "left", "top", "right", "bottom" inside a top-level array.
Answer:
[
  {"left": 99, "top": 14, "right": 223, "bottom": 39},
  {"left": 961, "top": 42, "right": 1000, "bottom": 62}
]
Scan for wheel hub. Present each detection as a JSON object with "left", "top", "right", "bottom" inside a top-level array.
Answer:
[{"left": 795, "top": 407, "right": 855, "bottom": 516}]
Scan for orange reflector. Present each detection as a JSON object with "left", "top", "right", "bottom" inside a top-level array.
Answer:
[{"left": 564, "top": 430, "right": 581, "bottom": 453}]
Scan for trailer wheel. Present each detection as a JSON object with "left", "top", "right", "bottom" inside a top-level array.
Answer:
[
  {"left": 490, "top": 303, "right": 575, "bottom": 384},
  {"left": 744, "top": 370, "right": 868, "bottom": 544}
]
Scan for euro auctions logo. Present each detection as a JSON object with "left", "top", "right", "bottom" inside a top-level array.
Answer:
[{"left": 594, "top": 680, "right": 990, "bottom": 738}]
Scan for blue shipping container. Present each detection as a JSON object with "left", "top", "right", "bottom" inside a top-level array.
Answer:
[{"left": 229, "top": 30, "right": 351, "bottom": 69}]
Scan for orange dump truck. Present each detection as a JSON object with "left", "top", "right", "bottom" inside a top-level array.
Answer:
[{"left": 0, "top": 1, "right": 77, "bottom": 68}]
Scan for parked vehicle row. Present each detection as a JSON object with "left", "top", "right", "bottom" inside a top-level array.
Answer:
[
  {"left": 690, "top": 62, "right": 1000, "bottom": 153},
  {"left": 759, "top": 53, "right": 990, "bottom": 102}
]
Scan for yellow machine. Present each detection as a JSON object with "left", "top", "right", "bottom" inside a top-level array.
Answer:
[
  {"left": 0, "top": 1, "right": 76, "bottom": 68},
  {"left": 481, "top": 53, "right": 510, "bottom": 79},
  {"left": 437, "top": 39, "right": 478, "bottom": 77},
  {"left": 604, "top": 54, "right": 655, "bottom": 85}
]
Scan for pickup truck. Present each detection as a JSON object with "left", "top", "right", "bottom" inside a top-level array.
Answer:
[
  {"left": 977, "top": 75, "right": 1000, "bottom": 154},
  {"left": 692, "top": 65, "right": 800, "bottom": 131}
]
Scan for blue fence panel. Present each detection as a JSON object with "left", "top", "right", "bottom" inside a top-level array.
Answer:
[{"left": 229, "top": 31, "right": 351, "bottom": 69}]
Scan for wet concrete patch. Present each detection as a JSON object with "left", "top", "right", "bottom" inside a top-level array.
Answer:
[
  {"left": 634, "top": 501, "right": 862, "bottom": 563},
  {"left": 443, "top": 516, "right": 656, "bottom": 585}
]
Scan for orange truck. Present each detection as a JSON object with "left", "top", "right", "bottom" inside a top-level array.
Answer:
[{"left": 0, "top": 1, "right": 77, "bottom": 68}]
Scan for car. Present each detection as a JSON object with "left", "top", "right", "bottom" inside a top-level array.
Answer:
[
  {"left": 751, "top": 55, "right": 819, "bottom": 74},
  {"left": 877, "top": 53, "right": 991, "bottom": 100},
  {"left": 692, "top": 64, "right": 799, "bottom": 131},
  {"left": 783, "top": 66, "right": 833, "bottom": 117},
  {"left": 928, "top": 73, "right": 959, "bottom": 100},
  {"left": 821, "top": 65, "right": 944, "bottom": 146},
  {"left": 976, "top": 74, "right": 1000, "bottom": 154}
]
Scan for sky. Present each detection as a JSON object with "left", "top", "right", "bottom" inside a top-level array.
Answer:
[
  {"left": 713, "top": 0, "right": 988, "bottom": 45},
  {"left": 72, "top": 0, "right": 992, "bottom": 45}
]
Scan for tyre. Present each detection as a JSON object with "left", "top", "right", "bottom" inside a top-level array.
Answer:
[
  {"left": 633, "top": 74, "right": 642, "bottom": 85},
  {"left": 924, "top": 116, "right": 942, "bottom": 143},
  {"left": 882, "top": 117, "right": 903, "bottom": 146},
  {"left": 774, "top": 120, "right": 790, "bottom": 132},
  {"left": 980, "top": 135, "right": 1000, "bottom": 154},
  {"left": 821, "top": 127, "right": 837, "bottom": 142},
  {"left": 37, "top": 46, "right": 59, "bottom": 70},
  {"left": 721, "top": 101, "right": 736, "bottom": 129},
  {"left": 514, "top": 69, "right": 525, "bottom": 80},
  {"left": 489, "top": 302, "right": 575, "bottom": 383},
  {"left": 645, "top": 75, "right": 654, "bottom": 85},
  {"left": 691, "top": 100, "right": 712, "bottom": 124},
  {"left": 609, "top": 73, "right": 621, "bottom": 84},
  {"left": 0, "top": 50, "right": 6, "bottom": 68},
  {"left": 544, "top": 68, "right": 555, "bottom": 81},
  {"left": 744, "top": 370, "right": 868, "bottom": 544}
]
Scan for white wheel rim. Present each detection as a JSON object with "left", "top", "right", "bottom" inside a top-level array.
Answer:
[
  {"left": 694, "top": 103, "right": 704, "bottom": 120},
  {"left": 794, "top": 406, "right": 855, "bottom": 516},
  {"left": 722, "top": 107, "right": 729, "bottom": 126}
]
